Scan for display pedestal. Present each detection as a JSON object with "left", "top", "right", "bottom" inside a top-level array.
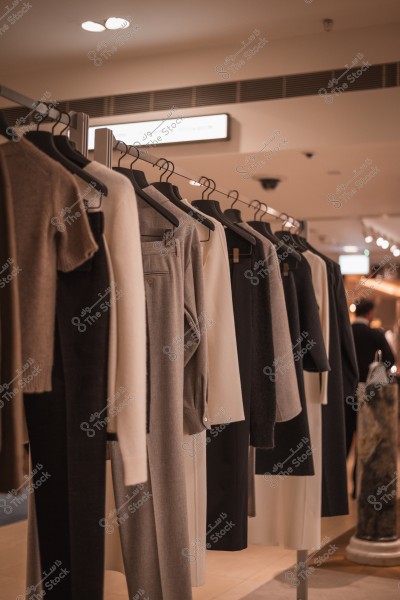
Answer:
[
  {"left": 346, "top": 536, "right": 400, "bottom": 566},
  {"left": 345, "top": 374, "right": 400, "bottom": 567}
]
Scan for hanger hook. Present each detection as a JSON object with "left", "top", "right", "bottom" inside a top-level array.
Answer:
[
  {"left": 259, "top": 202, "right": 269, "bottom": 221},
  {"left": 255, "top": 200, "right": 264, "bottom": 220},
  {"left": 118, "top": 141, "right": 129, "bottom": 167},
  {"left": 154, "top": 158, "right": 169, "bottom": 181},
  {"left": 207, "top": 178, "right": 216, "bottom": 199},
  {"left": 36, "top": 102, "right": 51, "bottom": 131},
  {"left": 129, "top": 144, "right": 140, "bottom": 168},
  {"left": 249, "top": 199, "right": 261, "bottom": 219},
  {"left": 199, "top": 176, "right": 211, "bottom": 199},
  {"left": 166, "top": 160, "right": 175, "bottom": 182},
  {"left": 59, "top": 111, "right": 71, "bottom": 135},
  {"left": 228, "top": 190, "right": 240, "bottom": 209},
  {"left": 280, "top": 213, "right": 289, "bottom": 230},
  {"left": 51, "top": 108, "right": 62, "bottom": 134}
]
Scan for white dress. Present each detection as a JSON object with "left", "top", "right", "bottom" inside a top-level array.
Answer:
[{"left": 248, "top": 250, "right": 329, "bottom": 550}]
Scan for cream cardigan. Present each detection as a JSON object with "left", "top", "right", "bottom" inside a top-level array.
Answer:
[{"left": 82, "top": 162, "right": 147, "bottom": 487}]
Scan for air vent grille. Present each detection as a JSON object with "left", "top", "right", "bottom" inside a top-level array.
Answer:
[
  {"left": 332, "top": 64, "right": 383, "bottom": 92},
  {"left": 112, "top": 92, "right": 151, "bottom": 115},
  {"left": 2, "top": 61, "right": 398, "bottom": 124},
  {"left": 195, "top": 82, "right": 237, "bottom": 106},
  {"left": 285, "top": 71, "right": 332, "bottom": 97},
  {"left": 384, "top": 62, "right": 398, "bottom": 87},
  {"left": 240, "top": 77, "right": 283, "bottom": 102},
  {"left": 67, "top": 97, "right": 108, "bottom": 118},
  {"left": 153, "top": 87, "right": 193, "bottom": 111}
]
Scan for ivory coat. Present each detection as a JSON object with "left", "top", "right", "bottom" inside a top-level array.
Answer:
[{"left": 249, "top": 250, "right": 330, "bottom": 550}]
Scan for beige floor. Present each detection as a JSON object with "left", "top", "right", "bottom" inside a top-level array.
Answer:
[
  {"left": 0, "top": 455, "right": 358, "bottom": 600},
  {"left": 0, "top": 507, "right": 357, "bottom": 600}
]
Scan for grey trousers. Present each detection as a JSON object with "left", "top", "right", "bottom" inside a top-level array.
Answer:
[{"left": 108, "top": 238, "right": 192, "bottom": 600}]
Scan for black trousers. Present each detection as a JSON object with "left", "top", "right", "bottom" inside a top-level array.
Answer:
[{"left": 24, "top": 213, "right": 109, "bottom": 600}]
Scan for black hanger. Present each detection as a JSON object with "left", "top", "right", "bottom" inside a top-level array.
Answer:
[
  {"left": 292, "top": 233, "right": 309, "bottom": 252},
  {"left": 25, "top": 104, "right": 108, "bottom": 198},
  {"left": 224, "top": 190, "right": 243, "bottom": 223},
  {"left": 121, "top": 144, "right": 150, "bottom": 188},
  {"left": 113, "top": 143, "right": 179, "bottom": 228},
  {"left": 275, "top": 214, "right": 304, "bottom": 250},
  {"left": 151, "top": 158, "right": 181, "bottom": 202},
  {"left": 53, "top": 111, "right": 90, "bottom": 168},
  {"left": 151, "top": 159, "right": 215, "bottom": 232},
  {"left": 0, "top": 110, "right": 13, "bottom": 140},
  {"left": 192, "top": 177, "right": 256, "bottom": 246},
  {"left": 247, "top": 201, "right": 302, "bottom": 262}
]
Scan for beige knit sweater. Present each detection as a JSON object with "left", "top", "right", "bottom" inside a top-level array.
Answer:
[{"left": 0, "top": 137, "right": 98, "bottom": 394}]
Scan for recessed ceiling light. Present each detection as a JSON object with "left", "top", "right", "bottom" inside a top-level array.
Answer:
[
  {"left": 81, "top": 21, "right": 106, "bottom": 32},
  {"left": 349, "top": 303, "right": 356, "bottom": 312},
  {"left": 343, "top": 246, "right": 358, "bottom": 253},
  {"left": 105, "top": 17, "right": 130, "bottom": 30},
  {"left": 381, "top": 239, "right": 390, "bottom": 249},
  {"left": 364, "top": 235, "right": 373, "bottom": 244},
  {"left": 376, "top": 237, "right": 383, "bottom": 246},
  {"left": 393, "top": 248, "right": 400, "bottom": 257}
]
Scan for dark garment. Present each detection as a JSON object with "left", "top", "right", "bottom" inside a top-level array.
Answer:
[
  {"left": 279, "top": 240, "right": 330, "bottom": 374},
  {"left": 333, "top": 264, "right": 359, "bottom": 399},
  {"left": 295, "top": 244, "right": 351, "bottom": 516},
  {"left": 207, "top": 233, "right": 276, "bottom": 551},
  {"left": 256, "top": 260, "right": 314, "bottom": 476},
  {"left": 352, "top": 322, "right": 395, "bottom": 383},
  {"left": 24, "top": 212, "right": 108, "bottom": 600},
  {"left": 320, "top": 261, "right": 348, "bottom": 516}
]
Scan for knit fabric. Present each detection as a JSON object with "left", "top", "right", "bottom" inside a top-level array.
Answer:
[{"left": 0, "top": 138, "right": 98, "bottom": 393}]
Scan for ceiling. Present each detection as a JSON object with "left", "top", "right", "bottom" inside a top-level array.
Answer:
[
  {"left": 99, "top": 86, "right": 400, "bottom": 261},
  {"left": 1, "top": 0, "right": 400, "bottom": 266},
  {"left": 1, "top": 0, "right": 400, "bottom": 72}
]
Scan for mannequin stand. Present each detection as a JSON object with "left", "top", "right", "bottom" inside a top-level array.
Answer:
[{"left": 346, "top": 379, "right": 400, "bottom": 566}]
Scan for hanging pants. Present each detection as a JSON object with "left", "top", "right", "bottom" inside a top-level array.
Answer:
[
  {"left": 24, "top": 212, "right": 109, "bottom": 600},
  {"left": 106, "top": 237, "right": 193, "bottom": 600}
]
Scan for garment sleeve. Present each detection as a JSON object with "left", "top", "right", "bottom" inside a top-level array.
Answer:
[
  {"left": 295, "top": 260, "right": 330, "bottom": 374},
  {"left": 183, "top": 233, "right": 208, "bottom": 435},
  {"left": 250, "top": 243, "right": 276, "bottom": 449},
  {"left": 308, "top": 255, "right": 330, "bottom": 405},
  {"left": 333, "top": 264, "right": 359, "bottom": 398},
  {"left": 203, "top": 227, "right": 244, "bottom": 425},
  {"left": 104, "top": 186, "right": 147, "bottom": 486},
  {"left": 266, "top": 245, "right": 301, "bottom": 422},
  {"left": 54, "top": 174, "right": 98, "bottom": 272}
]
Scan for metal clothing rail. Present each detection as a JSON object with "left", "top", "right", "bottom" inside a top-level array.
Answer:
[
  {"left": 0, "top": 84, "right": 89, "bottom": 156},
  {"left": 94, "top": 127, "right": 301, "bottom": 229}
]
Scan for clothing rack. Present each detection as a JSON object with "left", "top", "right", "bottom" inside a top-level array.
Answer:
[
  {"left": 94, "top": 126, "right": 309, "bottom": 600},
  {"left": 94, "top": 127, "right": 301, "bottom": 230},
  {"left": 0, "top": 84, "right": 89, "bottom": 157}
]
